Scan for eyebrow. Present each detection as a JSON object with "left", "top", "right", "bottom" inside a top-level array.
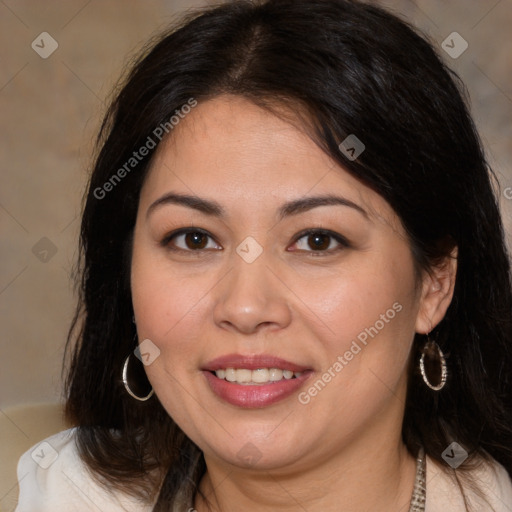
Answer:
[
  {"left": 146, "top": 193, "right": 224, "bottom": 219},
  {"left": 146, "top": 192, "right": 368, "bottom": 220},
  {"left": 277, "top": 195, "right": 368, "bottom": 220}
]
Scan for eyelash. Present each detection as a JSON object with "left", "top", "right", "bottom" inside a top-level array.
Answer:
[
  {"left": 160, "top": 227, "right": 350, "bottom": 255},
  {"left": 290, "top": 228, "right": 350, "bottom": 254}
]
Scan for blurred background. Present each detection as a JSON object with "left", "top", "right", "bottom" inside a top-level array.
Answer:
[{"left": 0, "top": 0, "right": 511, "bottom": 509}]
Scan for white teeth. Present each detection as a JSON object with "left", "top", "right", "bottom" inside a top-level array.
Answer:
[
  {"left": 225, "top": 368, "right": 237, "bottom": 382},
  {"left": 214, "top": 367, "right": 303, "bottom": 384},
  {"left": 236, "top": 369, "right": 252, "bottom": 383},
  {"left": 269, "top": 368, "right": 283, "bottom": 381},
  {"left": 252, "top": 368, "right": 270, "bottom": 383}
]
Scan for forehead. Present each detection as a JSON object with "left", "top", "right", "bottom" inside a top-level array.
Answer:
[{"left": 139, "top": 95, "right": 394, "bottom": 226}]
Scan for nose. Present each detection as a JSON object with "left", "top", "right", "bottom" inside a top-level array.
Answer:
[{"left": 212, "top": 255, "right": 292, "bottom": 335}]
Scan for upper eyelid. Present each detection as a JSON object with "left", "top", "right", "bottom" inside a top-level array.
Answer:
[
  {"left": 162, "top": 227, "right": 349, "bottom": 250},
  {"left": 162, "top": 226, "right": 210, "bottom": 240},
  {"left": 294, "top": 228, "right": 344, "bottom": 238},
  {"left": 162, "top": 228, "right": 219, "bottom": 244}
]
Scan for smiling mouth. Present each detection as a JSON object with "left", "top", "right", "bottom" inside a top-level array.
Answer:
[
  {"left": 203, "top": 368, "right": 313, "bottom": 408},
  {"left": 202, "top": 354, "right": 313, "bottom": 407},
  {"left": 211, "top": 368, "right": 305, "bottom": 385}
]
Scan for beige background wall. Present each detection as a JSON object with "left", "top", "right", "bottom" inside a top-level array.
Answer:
[{"left": 1, "top": 0, "right": 511, "bottom": 413}]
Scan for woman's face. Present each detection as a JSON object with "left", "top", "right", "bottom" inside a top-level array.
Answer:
[{"left": 131, "top": 95, "right": 436, "bottom": 471}]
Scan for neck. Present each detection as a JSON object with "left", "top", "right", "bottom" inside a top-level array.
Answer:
[{"left": 195, "top": 430, "right": 417, "bottom": 512}]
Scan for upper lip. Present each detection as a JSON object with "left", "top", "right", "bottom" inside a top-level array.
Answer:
[{"left": 202, "top": 354, "right": 312, "bottom": 372}]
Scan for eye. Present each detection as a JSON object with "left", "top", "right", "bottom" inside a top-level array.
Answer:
[
  {"left": 163, "top": 228, "right": 221, "bottom": 252},
  {"left": 289, "top": 229, "right": 349, "bottom": 253}
]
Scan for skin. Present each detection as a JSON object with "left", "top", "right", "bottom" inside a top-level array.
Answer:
[{"left": 131, "top": 95, "right": 457, "bottom": 512}]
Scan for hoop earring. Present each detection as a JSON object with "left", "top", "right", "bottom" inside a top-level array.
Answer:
[
  {"left": 122, "top": 353, "right": 154, "bottom": 401},
  {"left": 419, "top": 337, "right": 447, "bottom": 391}
]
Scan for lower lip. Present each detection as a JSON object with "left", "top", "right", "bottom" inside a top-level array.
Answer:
[{"left": 203, "top": 371, "right": 312, "bottom": 408}]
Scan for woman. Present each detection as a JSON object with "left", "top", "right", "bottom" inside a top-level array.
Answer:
[{"left": 15, "top": 0, "right": 512, "bottom": 510}]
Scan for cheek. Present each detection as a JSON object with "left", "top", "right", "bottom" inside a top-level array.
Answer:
[
  {"left": 130, "top": 241, "right": 211, "bottom": 379},
  {"left": 304, "top": 246, "right": 419, "bottom": 378},
  {"left": 131, "top": 234, "right": 207, "bottom": 332},
  {"left": 296, "top": 261, "right": 418, "bottom": 429},
  {"left": 131, "top": 251, "right": 210, "bottom": 430},
  {"left": 311, "top": 262, "right": 410, "bottom": 326},
  {"left": 132, "top": 273, "right": 203, "bottom": 336}
]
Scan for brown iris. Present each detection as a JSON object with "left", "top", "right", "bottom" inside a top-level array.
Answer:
[
  {"left": 185, "top": 232, "right": 208, "bottom": 249},
  {"left": 307, "top": 233, "right": 331, "bottom": 250}
]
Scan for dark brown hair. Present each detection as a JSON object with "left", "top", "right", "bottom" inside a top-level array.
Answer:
[{"left": 65, "top": 1, "right": 512, "bottom": 510}]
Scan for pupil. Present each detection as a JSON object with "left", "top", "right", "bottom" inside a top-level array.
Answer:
[
  {"left": 308, "top": 234, "right": 330, "bottom": 250},
  {"left": 185, "top": 232, "right": 207, "bottom": 249}
]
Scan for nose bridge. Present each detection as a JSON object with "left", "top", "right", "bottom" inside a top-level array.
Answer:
[
  {"left": 227, "top": 251, "right": 275, "bottom": 307},
  {"left": 212, "top": 246, "right": 291, "bottom": 333},
  {"left": 232, "top": 251, "right": 272, "bottom": 292},
  {"left": 230, "top": 233, "right": 274, "bottom": 292}
]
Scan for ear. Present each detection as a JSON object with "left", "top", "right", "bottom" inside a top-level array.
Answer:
[{"left": 415, "top": 246, "right": 458, "bottom": 334}]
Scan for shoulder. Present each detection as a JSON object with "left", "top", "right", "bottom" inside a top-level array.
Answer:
[
  {"left": 15, "top": 428, "right": 153, "bottom": 512},
  {"left": 426, "top": 452, "right": 512, "bottom": 512}
]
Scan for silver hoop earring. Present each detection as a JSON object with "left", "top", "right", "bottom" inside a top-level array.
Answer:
[
  {"left": 419, "top": 338, "right": 447, "bottom": 391},
  {"left": 122, "top": 353, "right": 154, "bottom": 401}
]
